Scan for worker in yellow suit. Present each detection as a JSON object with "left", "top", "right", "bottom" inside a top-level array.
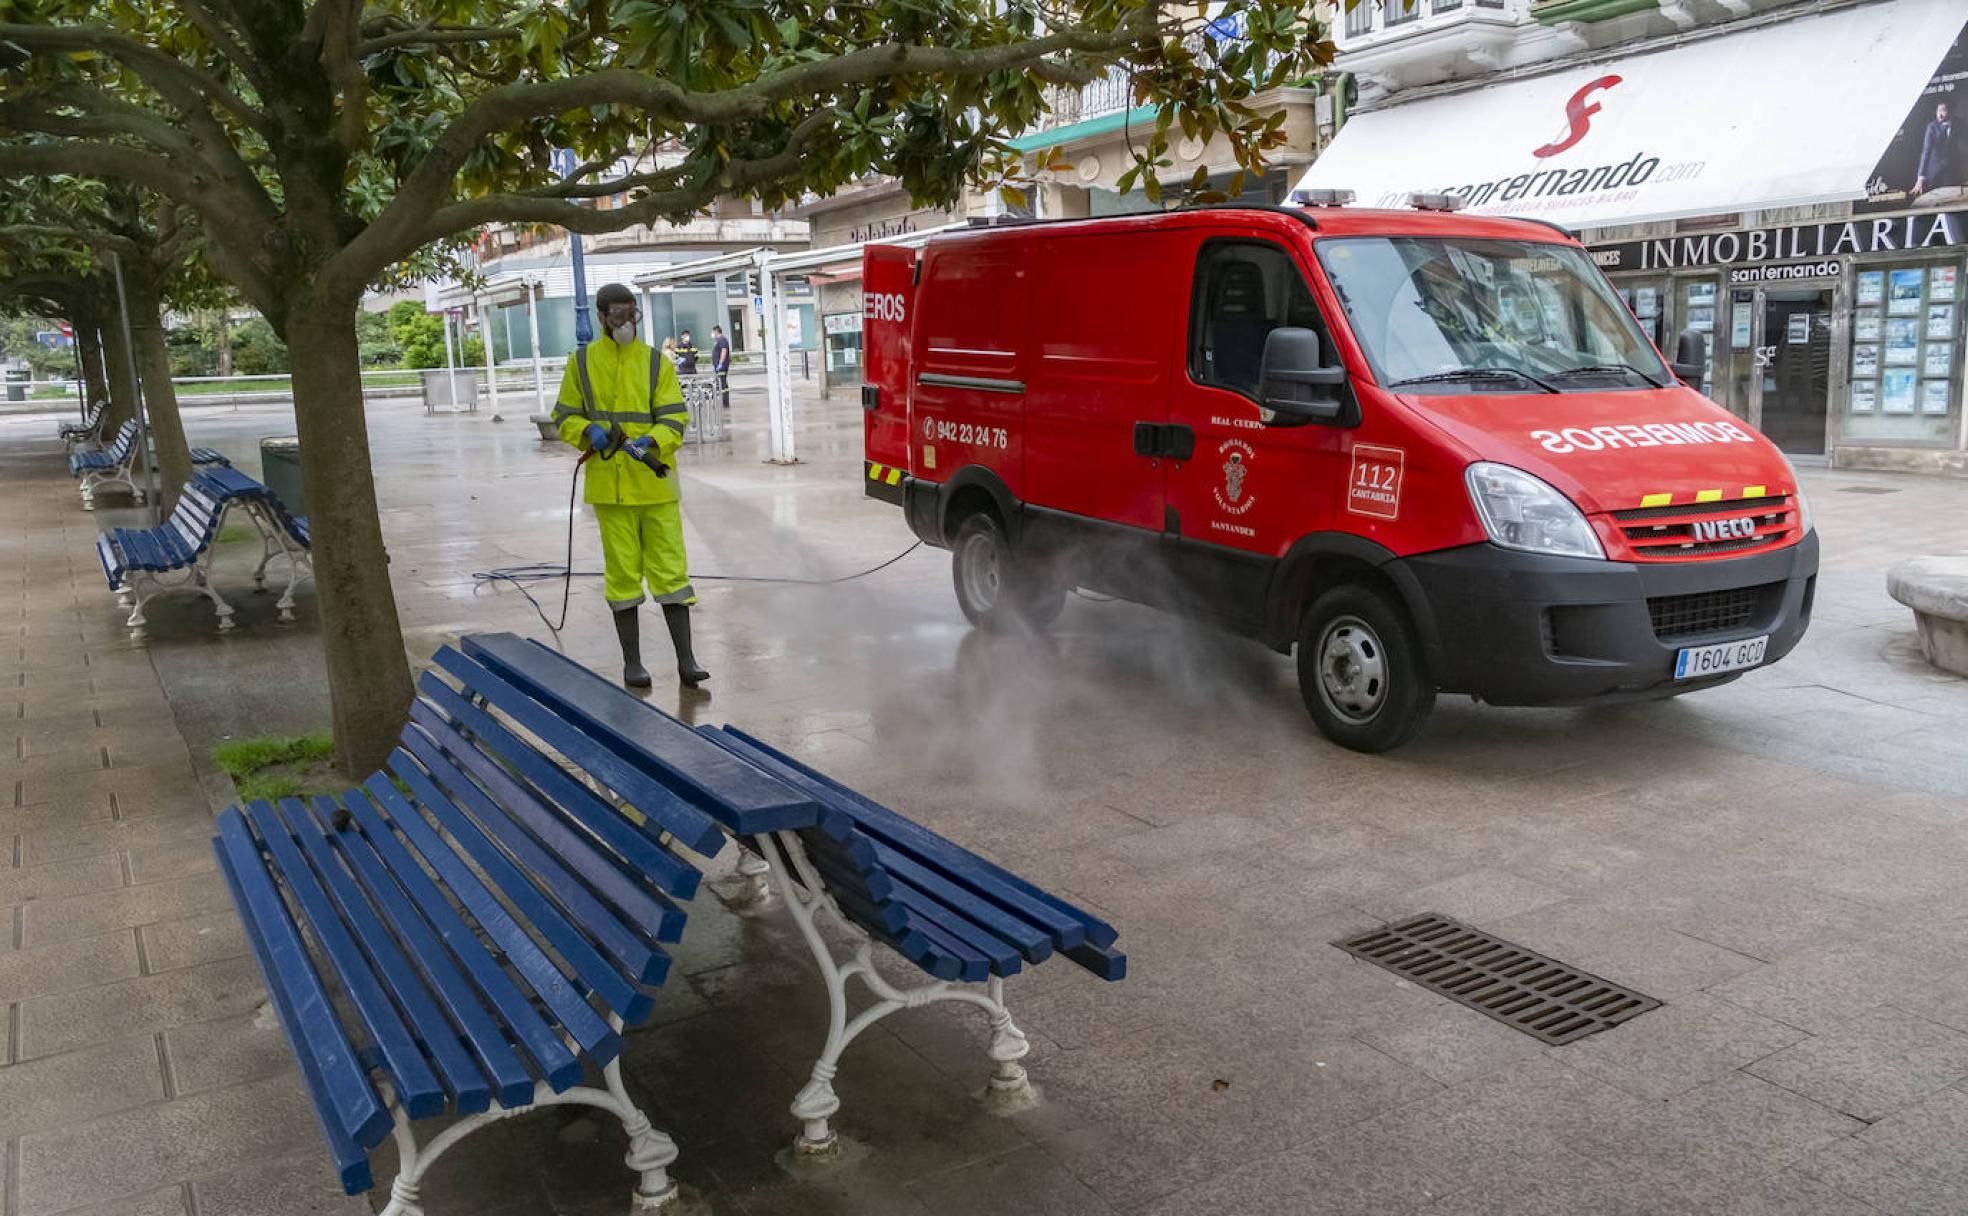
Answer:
[{"left": 553, "top": 283, "right": 709, "bottom": 689}]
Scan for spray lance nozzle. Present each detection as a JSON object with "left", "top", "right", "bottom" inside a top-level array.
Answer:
[{"left": 580, "top": 421, "right": 668, "bottom": 477}]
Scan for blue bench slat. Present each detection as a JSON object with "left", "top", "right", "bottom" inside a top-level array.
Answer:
[
  {"left": 245, "top": 800, "right": 450, "bottom": 1120},
  {"left": 705, "top": 727, "right": 1093, "bottom": 952},
  {"left": 430, "top": 646, "right": 728, "bottom": 856},
  {"left": 96, "top": 535, "right": 121, "bottom": 588},
  {"left": 191, "top": 447, "right": 229, "bottom": 466},
  {"left": 874, "top": 843, "right": 1053, "bottom": 965},
  {"left": 886, "top": 874, "right": 1024, "bottom": 977},
  {"left": 212, "top": 812, "right": 391, "bottom": 1152},
  {"left": 335, "top": 788, "right": 582, "bottom": 1092},
  {"left": 417, "top": 674, "right": 700, "bottom": 900},
  {"left": 402, "top": 720, "right": 674, "bottom": 989},
  {"left": 903, "top": 913, "right": 992, "bottom": 983},
  {"left": 1062, "top": 941, "right": 1129, "bottom": 981},
  {"left": 458, "top": 634, "right": 815, "bottom": 841},
  {"left": 214, "top": 843, "right": 375, "bottom": 1195},
  {"left": 409, "top": 700, "right": 685, "bottom": 945},
  {"left": 297, "top": 796, "right": 533, "bottom": 1111},
  {"left": 802, "top": 853, "right": 909, "bottom": 935},
  {"left": 795, "top": 832, "right": 896, "bottom": 903},
  {"left": 277, "top": 796, "right": 497, "bottom": 1115},
  {"left": 722, "top": 727, "right": 1118, "bottom": 952},
  {"left": 370, "top": 761, "right": 636, "bottom": 1051}
]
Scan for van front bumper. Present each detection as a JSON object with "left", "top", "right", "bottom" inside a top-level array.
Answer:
[{"left": 1393, "top": 533, "right": 1818, "bottom": 707}]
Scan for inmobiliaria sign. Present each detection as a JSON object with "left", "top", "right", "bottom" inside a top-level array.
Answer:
[{"left": 1590, "top": 209, "right": 1968, "bottom": 272}]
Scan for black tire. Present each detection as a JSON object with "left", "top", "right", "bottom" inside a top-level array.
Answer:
[
  {"left": 951, "top": 513, "right": 1060, "bottom": 631},
  {"left": 1295, "top": 582, "right": 1435, "bottom": 753}
]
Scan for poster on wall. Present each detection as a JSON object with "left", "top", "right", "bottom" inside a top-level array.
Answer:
[
  {"left": 1935, "top": 266, "right": 1960, "bottom": 298},
  {"left": 1854, "top": 344, "right": 1881, "bottom": 376},
  {"left": 1882, "top": 370, "right": 1918, "bottom": 413},
  {"left": 1731, "top": 304, "right": 1753, "bottom": 348},
  {"left": 1857, "top": 271, "right": 1885, "bottom": 306},
  {"left": 1886, "top": 317, "right": 1921, "bottom": 362},
  {"left": 1922, "top": 378, "right": 1953, "bottom": 414},
  {"left": 1851, "top": 380, "right": 1879, "bottom": 413},
  {"left": 1688, "top": 306, "right": 1715, "bottom": 333},
  {"left": 1634, "top": 287, "right": 1659, "bottom": 318},
  {"left": 1856, "top": 310, "right": 1883, "bottom": 341},
  {"left": 1928, "top": 303, "right": 1956, "bottom": 339},
  {"left": 1924, "top": 342, "right": 1953, "bottom": 376},
  {"left": 1860, "top": 17, "right": 1967, "bottom": 213},
  {"left": 1889, "top": 269, "right": 1926, "bottom": 314},
  {"left": 1786, "top": 314, "right": 1811, "bottom": 344}
]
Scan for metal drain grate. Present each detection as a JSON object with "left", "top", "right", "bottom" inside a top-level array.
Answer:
[{"left": 1334, "top": 914, "right": 1660, "bottom": 1045}]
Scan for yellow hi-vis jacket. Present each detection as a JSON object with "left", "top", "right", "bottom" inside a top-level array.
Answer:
[{"left": 553, "top": 338, "right": 688, "bottom": 506}]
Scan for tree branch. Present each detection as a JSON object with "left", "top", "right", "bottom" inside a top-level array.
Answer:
[
  {"left": 0, "top": 23, "right": 272, "bottom": 139},
  {"left": 354, "top": 24, "right": 524, "bottom": 57},
  {"left": 175, "top": 0, "right": 269, "bottom": 95},
  {"left": 343, "top": 11, "right": 1159, "bottom": 283},
  {"left": 518, "top": 162, "right": 694, "bottom": 200},
  {"left": 0, "top": 223, "right": 140, "bottom": 257}
]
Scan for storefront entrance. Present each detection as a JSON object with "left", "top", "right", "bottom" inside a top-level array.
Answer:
[{"left": 1757, "top": 287, "right": 1833, "bottom": 455}]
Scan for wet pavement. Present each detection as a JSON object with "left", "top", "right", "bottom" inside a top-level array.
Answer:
[{"left": 4, "top": 381, "right": 1968, "bottom": 1215}]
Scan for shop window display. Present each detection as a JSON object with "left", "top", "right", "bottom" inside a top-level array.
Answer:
[{"left": 1845, "top": 259, "right": 1963, "bottom": 444}]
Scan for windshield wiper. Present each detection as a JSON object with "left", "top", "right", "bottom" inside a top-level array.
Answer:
[
  {"left": 1548, "top": 363, "right": 1665, "bottom": 388},
  {"left": 1390, "top": 367, "right": 1560, "bottom": 394}
]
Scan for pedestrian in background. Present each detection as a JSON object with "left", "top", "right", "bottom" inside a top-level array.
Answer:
[
  {"left": 675, "top": 328, "right": 700, "bottom": 376},
  {"left": 660, "top": 335, "right": 677, "bottom": 365},
  {"left": 711, "top": 325, "right": 731, "bottom": 409}
]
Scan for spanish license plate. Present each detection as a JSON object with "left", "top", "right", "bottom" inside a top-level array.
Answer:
[{"left": 1674, "top": 635, "right": 1768, "bottom": 680}]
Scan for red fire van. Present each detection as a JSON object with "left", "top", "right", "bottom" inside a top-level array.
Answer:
[{"left": 860, "top": 200, "right": 1818, "bottom": 751}]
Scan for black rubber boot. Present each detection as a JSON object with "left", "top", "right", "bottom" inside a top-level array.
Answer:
[
  {"left": 613, "top": 606, "right": 652, "bottom": 688},
  {"left": 663, "top": 603, "right": 710, "bottom": 687}
]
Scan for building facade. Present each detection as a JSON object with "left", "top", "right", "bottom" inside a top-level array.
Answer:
[{"left": 1308, "top": 0, "right": 1968, "bottom": 475}]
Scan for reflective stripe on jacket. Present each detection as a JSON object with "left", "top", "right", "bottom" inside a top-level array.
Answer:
[{"left": 553, "top": 339, "right": 688, "bottom": 506}]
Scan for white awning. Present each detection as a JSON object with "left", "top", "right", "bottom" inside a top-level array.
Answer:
[{"left": 1298, "top": 0, "right": 1963, "bottom": 230}]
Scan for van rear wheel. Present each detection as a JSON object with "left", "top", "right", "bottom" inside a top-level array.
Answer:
[
  {"left": 951, "top": 513, "right": 1061, "bottom": 631},
  {"left": 1296, "top": 583, "right": 1435, "bottom": 752}
]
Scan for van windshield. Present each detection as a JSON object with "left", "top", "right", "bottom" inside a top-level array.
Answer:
[{"left": 1316, "top": 236, "right": 1671, "bottom": 393}]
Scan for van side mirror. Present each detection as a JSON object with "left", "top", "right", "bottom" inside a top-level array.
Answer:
[
  {"left": 1669, "top": 328, "right": 1707, "bottom": 385},
  {"left": 1258, "top": 327, "right": 1350, "bottom": 426}
]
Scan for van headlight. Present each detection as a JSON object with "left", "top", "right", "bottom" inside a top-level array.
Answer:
[{"left": 1465, "top": 462, "right": 1605, "bottom": 560}]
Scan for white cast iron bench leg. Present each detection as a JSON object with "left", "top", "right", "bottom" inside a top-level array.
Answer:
[{"left": 751, "top": 830, "right": 1033, "bottom": 1157}]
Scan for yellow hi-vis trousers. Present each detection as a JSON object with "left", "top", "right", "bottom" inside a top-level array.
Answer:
[{"left": 593, "top": 502, "right": 695, "bottom": 610}]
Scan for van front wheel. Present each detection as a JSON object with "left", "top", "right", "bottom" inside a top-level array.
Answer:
[
  {"left": 1296, "top": 583, "right": 1435, "bottom": 752},
  {"left": 951, "top": 513, "right": 1060, "bottom": 631}
]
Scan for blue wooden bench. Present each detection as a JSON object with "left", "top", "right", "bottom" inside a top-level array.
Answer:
[
  {"left": 211, "top": 637, "right": 808, "bottom": 1215},
  {"left": 58, "top": 400, "right": 106, "bottom": 449},
  {"left": 95, "top": 468, "right": 307, "bottom": 637},
  {"left": 458, "top": 633, "right": 1128, "bottom": 1157},
  {"left": 69, "top": 419, "right": 231, "bottom": 508}
]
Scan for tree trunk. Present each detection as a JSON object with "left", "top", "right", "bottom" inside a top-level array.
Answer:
[
  {"left": 286, "top": 306, "right": 414, "bottom": 776},
  {"left": 74, "top": 311, "right": 109, "bottom": 424},
  {"left": 121, "top": 263, "right": 192, "bottom": 509},
  {"left": 97, "top": 313, "right": 139, "bottom": 431},
  {"left": 215, "top": 311, "right": 233, "bottom": 378}
]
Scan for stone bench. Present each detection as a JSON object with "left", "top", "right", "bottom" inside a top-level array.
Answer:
[{"left": 1887, "top": 556, "right": 1968, "bottom": 676}]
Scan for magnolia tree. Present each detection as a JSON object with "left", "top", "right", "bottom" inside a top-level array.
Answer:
[{"left": 0, "top": 0, "right": 1331, "bottom": 773}]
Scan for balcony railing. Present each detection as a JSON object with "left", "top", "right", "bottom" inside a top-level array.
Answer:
[
  {"left": 1047, "top": 65, "right": 1135, "bottom": 128},
  {"left": 1341, "top": 0, "right": 1510, "bottom": 40}
]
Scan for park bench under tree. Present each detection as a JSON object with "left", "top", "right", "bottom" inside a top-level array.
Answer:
[
  {"left": 96, "top": 467, "right": 310, "bottom": 637},
  {"left": 214, "top": 632, "right": 1126, "bottom": 1211}
]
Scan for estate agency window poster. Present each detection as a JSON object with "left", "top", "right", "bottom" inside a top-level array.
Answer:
[
  {"left": 1859, "top": 15, "right": 1966, "bottom": 214},
  {"left": 1846, "top": 257, "right": 1964, "bottom": 429}
]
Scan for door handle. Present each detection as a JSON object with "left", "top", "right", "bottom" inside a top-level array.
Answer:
[
  {"left": 1133, "top": 422, "right": 1162, "bottom": 458},
  {"left": 1133, "top": 423, "right": 1195, "bottom": 460}
]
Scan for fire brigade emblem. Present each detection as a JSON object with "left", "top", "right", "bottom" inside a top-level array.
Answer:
[{"left": 1212, "top": 438, "right": 1256, "bottom": 516}]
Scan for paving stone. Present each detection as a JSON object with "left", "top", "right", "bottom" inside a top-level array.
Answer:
[
  {"left": 21, "top": 871, "right": 232, "bottom": 947},
  {"left": 14, "top": 1071, "right": 324, "bottom": 1216},
  {"left": 1709, "top": 943, "right": 1934, "bottom": 1035},
  {"left": 17, "top": 810, "right": 213, "bottom": 866},
  {"left": 189, "top": 1150, "right": 370, "bottom": 1215},
  {"left": 1356, "top": 867, "right": 1574, "bottom": 925},
  {"left": 1135, "top": 1122, "right": 1453, "bottom": 1215},
  {"left": 10, "top": 745, "right": 108, "bottom": 783},
  {"left": 0, "top": 852, "right": 126, "bottom": 907},
  {"left": 0, "top": 928, "right": 141, "bottom": 1002},
  {"left": 0, "top": 798, "right": 118, "bottom": 836},
  {"left": 53, "top": 1188, "right": 188, "bottom": 1216},
  {"left": 0, "top": 1035, "right": 166, "bottom": 1140},
  {"left": 1651, "top": 1070, "right": 1864, "bottom": 1178},
  {"left": 18, "top": 953, "right": 265, "bottom": 1059},
  {"left": 1557, "top": 992, "right": 1807, "bottom": 1101},
  {"left": 1706, "top": 1170, "right": 1885, "bottom": 1216},
  {"left": 901, "top": 1145, "right": 1118, "bottom": 1216},
  {"left": 125, "top": 835, "right": 218, "bottom": 885},
  {"left": 1356, "top": 999, "right": 1548, "bottom": 1086},
  {"left": 1489, "top": 900, "right": 1765, "bottom": 999},
  {"left": 138, "top": 908, "right": 249, "bottom": 973},
  {"left": 18, "top": 760, "right": 203, "bottom": 812},
  {"left": 164, "top": 1009, "right": 295, "bottom": 1096},
  {"left": 1748, "top": 1006, "right": 1968, "bottom": 1122}
]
